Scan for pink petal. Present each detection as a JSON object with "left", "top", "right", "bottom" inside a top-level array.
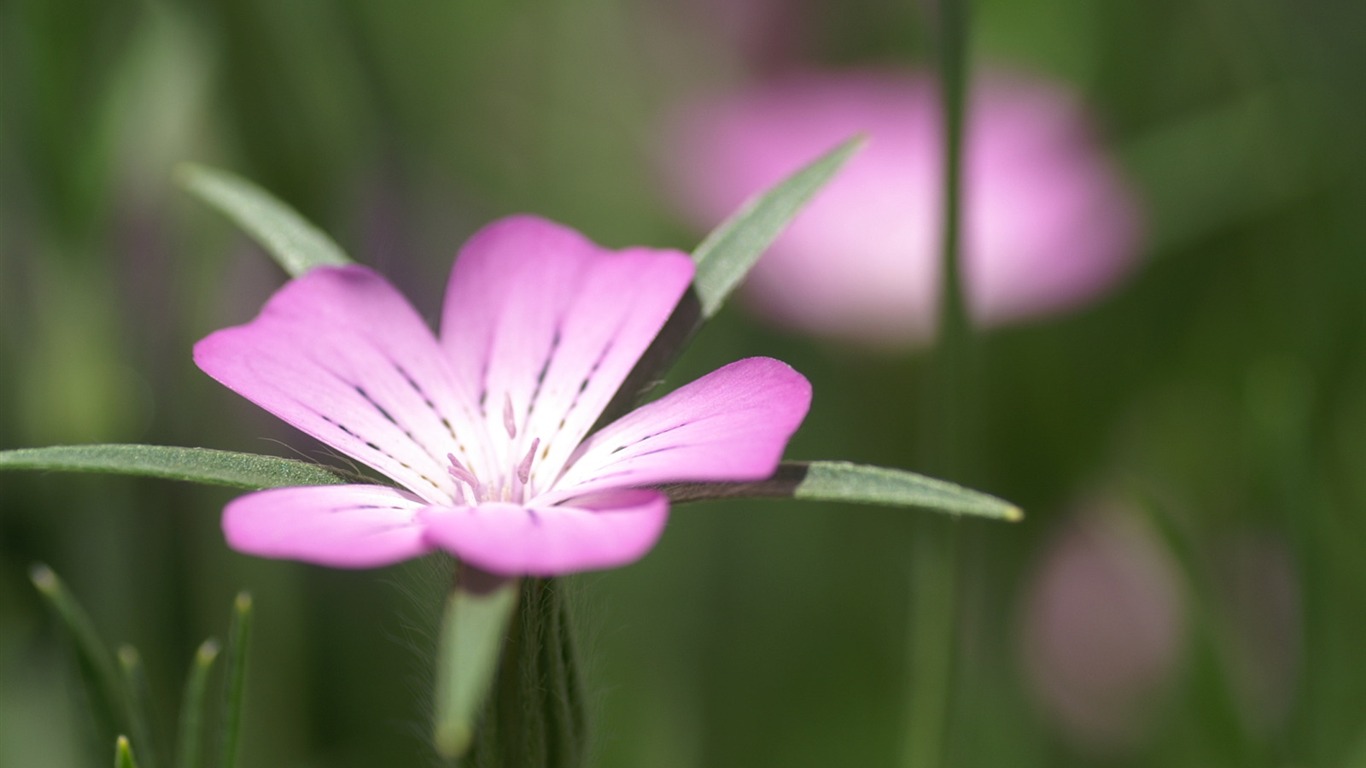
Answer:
[
  {"left": 544, "top": 357, "right": 811, "bottom": 501},
  {"left": 223, "top": 485, "right": 435, "bottom": 568},
  {"left": 195, "top": 266, "right": 484, "bottom": 503},
  {"left": 419, "top": 489, "right": 669, "bottom": 576},
  {"left": 438, "top": 216, "right": 695, "bottom": 484}
]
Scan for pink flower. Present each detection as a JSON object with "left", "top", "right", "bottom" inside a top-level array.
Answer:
[
  {"left": 666, "top": 71, "right": 1143, "bottom": 346},
  {"left": 1019, "top": 507, "right": 1185, "bottom": 753},
  {"left": 194, "top": 216, "right": 811, "bottom": 576}
]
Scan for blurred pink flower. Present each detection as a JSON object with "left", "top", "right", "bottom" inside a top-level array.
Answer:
[
  {"left": 1215, "top": 532, "right": 1301, "bottom": 730},
  {"left": 665, "top": 71, "right": 1143, "bottom": 346},
  {"left": 195, "top": 215, "right": 811, "bottom": 576},
  {"left": 1019, "top": 506, "right": 1185, "bottom": 753}
]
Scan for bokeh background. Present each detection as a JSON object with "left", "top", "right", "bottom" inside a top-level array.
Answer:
[{"left": 2, "top": 1, "right": 1363, "bottom": 766}]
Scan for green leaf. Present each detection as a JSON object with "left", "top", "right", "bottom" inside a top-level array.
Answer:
[
  {"left": 177, "top": 163, "right": 352, "bottom": 277},
  {"left": 661, "top": 461, "right": 1022, "bottom": 522},
  {"left": 116, "top": 736, "right": 141, "bottom": 768},
  {"left": 434, "top": 572, "right": 520, "bottom": 759},
  {"left": 690, "top": 135, "right": 864, "bottom": 319},
  {"left": 598, "top": 137, "right": 864, "bottom": 426},
  {"left": 30, "top": 565, "right": 130, "bottom": 750},
  {"left": 117, "top": 646, "right": 160, "bottom": 768},
  {"left": 0, "top": 445, "right": 353, "bottom": 489},
  {"left": 218, "top": 593, "right": 253, "bottom": 768},
  {"left": 175, "top": 639, "right": 220, "bottom": 768}
]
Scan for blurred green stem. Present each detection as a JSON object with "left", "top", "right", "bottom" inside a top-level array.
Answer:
[
  {"left": 117, "top": 646, "right": 160, "bottom": 768},
  {"left": 29, "top": 564, "right": 130, "bottom": 753},
  {"left": 176, "top": 639, "right": 220, "bottom": 768},
  {"left": 116, "top": 736, "right": 141, "bottom": 768},
  {"left": 218, "top": 593, "right": 253, "bottom": 768},
  {"left": 464, "top": 579, "right": 587, "bottom": 768},
  {"left": 906, "top": 0, "right": 973, "bottom": 767}
]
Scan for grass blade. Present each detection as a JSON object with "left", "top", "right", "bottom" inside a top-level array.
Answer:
[
  {"left": 30, "top": 565, "right": 129, "bottom": 749},
  {"left": 0, "top": 445, "right": 353, "bottom": 489},
  {"left": 177, "top": 163, "right": 352, "bottom": 277},
  {"left": 218, "top": 593, "right": 253, "bottom": 768},
  {"left": 117, "top": 646, "right": 160, "bottom": 768},
  {"left": 175, "top": 639, "right": 220, "bottom": 768},
  {"left": 116, "top": 736, "right": 141, "bottom": 768},
  {"left": 661, "top": 460, "right": 1022, "bottom": 521},
  {"left": 434, "top": 573, "right": 520, "bottom": 758}
]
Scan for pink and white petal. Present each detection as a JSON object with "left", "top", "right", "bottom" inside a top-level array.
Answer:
[
  {"left": 196, "top": 266, "right": 485, "bottom": 503},
  {"left": 223, "top": 485, "right": 436, "bottom": 568},
  {"left": 542, "top": 357, "right": 812, "bottom": 502},
  {"left": 438, "top": 216, "right": 695, "bottom": 480},
  {"left": 419, "top": 489, "right": 669, "bottom": 577}
]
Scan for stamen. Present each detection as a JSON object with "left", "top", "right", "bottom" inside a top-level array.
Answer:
[
  {"left": 445, "top": 453, "right": 469, "bottom": 481},
  {"left": 517, "top": 437, "right": 540, "bottom": 486},
  {"left": 446, "top": 452, "right": 482, "bottom": 498},
  {"left": 502, "top": 393, "right": 517, "bottom": 439}
]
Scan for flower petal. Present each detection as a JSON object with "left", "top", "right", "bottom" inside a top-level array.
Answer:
[
  {"left": 544, "top": 357, "right": 812, "bottom": 501},
  {"left": 195, "top": 266, "right": 484, "bottom": 503},
  {"left": 419, "top": 489, "right": 669, "bottom": 577},
  {"left": 438, "top": 216, "right": 695, "bottom": 485},
  {"left": 223, "top": 484, "right": 434, "bottom": 568}
]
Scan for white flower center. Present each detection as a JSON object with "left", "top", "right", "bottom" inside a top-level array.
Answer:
[{"left": 445, "top": 393, "right": 545, "bottom": 506}]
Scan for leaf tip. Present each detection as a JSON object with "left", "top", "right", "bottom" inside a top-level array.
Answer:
[
  {"left": 115, "top": 735, "right": 136, "bottom": 767},
  {"left": 29, "top": 563, "right": 58, "bottom": 593},
  {"left": 197, "top": 638, "right": 222, "bottom": 664},
  {"left": 117, "top": 644, "right": 142, "bottom": 668},
  {"left": 1004, "top": 506, "right": 1025, "bottom": 523},
  {"left": 233, "top": 591, "right": 253, "bottom": 616},
  {"left": 843, "top": 132, "right": 871, "bottom": 152}
]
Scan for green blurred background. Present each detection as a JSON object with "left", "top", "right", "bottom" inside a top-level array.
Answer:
[{"left": 2, "top": 0, "right": 1363, "bottom": 766}]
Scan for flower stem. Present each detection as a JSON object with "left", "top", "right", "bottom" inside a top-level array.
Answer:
[
  {"left": 905, "top": 525, "right": 960, "bottom": 768},
  {"left": 906, "top": 0, "right": 973, "bottom": 766},
  {"left": 461, "top": 578, "right": 587, "bottom": 768}
]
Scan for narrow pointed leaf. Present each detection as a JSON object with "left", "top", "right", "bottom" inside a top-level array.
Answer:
[
  {"left": 116, "top": 736, "right": 141, "bottom": 768},
  {"left": 600, "top": 137, "right": 864, "bottom": 425},
  {"left": 177, "top": 163, "right": 352, "bottom": 277},
  {"left": 661, "top": 461, "right": 1022, "bottom": 521},
  {"left": 434, "top": 574, "right": 520, "bottom": 758},
  {"left": 690, "top": 135, "right": 865, "bottom": 319},
  {"left": 0, "top": 445, "right": 353, "bottom": 489},
  {"left": 30, "top": 565, "right": 129, "bottom": 748},
  {"left": 175, "top": 639, "right": 220, "bottom": 768},
  {"left": 117, "top": 646, "right": 160, "bottom": 768},
  {"left": 218, "top": 593, "right": 253, "bottom": 768}
]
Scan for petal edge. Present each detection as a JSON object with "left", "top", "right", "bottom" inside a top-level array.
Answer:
[{"left": 223, "top": 485, "right": 434, "bottom": 568}]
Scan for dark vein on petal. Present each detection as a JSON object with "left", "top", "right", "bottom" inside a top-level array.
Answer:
[
  {"left": 391, "top": 359, "right": 471, "bottom": 456},
  {"left": 308, "top": 351, "right": 457, "bottom": 481},
  {"left": 544, "top": 336, "right": 615, "bottom": 452},
  {"left": 524, "top": 327, "right": 562, "bottom": 422},
  {"left": 353, "top": 385, "right": 406, "bottom": 435},
  {"left": 607, "top": 420, "right": 694, "bottom": 455},
  {"left": 314, "top": 411, "right": 444, "bottom": 495}
]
